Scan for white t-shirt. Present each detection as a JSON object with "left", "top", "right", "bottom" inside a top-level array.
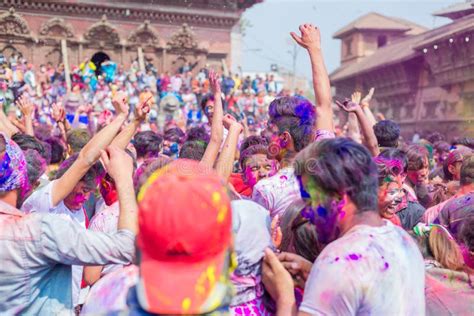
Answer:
[
  {"left": 252, "top": 167, "right": 302, "bottom": 218},
  {"left": 89, "top": 201, "right": 121, "bottom": 275},
  {"left": 21, "top": 180, "right": 87, "bottom": 307},
  {"left": 300, "top": 220, "right": 425, "bottom": 315}
]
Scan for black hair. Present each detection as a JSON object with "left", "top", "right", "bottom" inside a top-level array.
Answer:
[
  {"left": 164, "top": 127, "right": 185, "bottom": 143},
  {"left": 11, "top": 133, "right": 50, "bottom": 163},
  {"left": 426, "top": 132, "right": 444, "bottom": 144},
  {"left": 133, "top": 131, "right": 163, "bottom": 159},
  {"left": 186, "top": 126, "right": 210, "bottom": 143},
  {"left": 239, "top": 144, "right": 268, "bottom": 170},
  {"left": 46, "top": 137, "right": 65, "bottom": 165},
  {"left": 373, "top": 120, "right": 400, "bottom": 148},
  {"left": 240, "top": 136, "right": 269, "bottom": 153},
  {"left": 24, "top": 149, "right": 46, "bottom": 189},
  {"left": 200, "top": 93, "right": 225, "bottom": 111},
  {"left": 66, "top": 129, "right": 91, "bottom": 154},
  {"left": 460, "top": 215, "right": 474, "bottom": 252},
  {"left": 280, "top": 199, "right": 321, "bottom": 263},
  {"left": 294, "top": 138, "right": 379, "bottom": 213},
  {"left": 406, "top": 145, "right": 429, "bottom": 171},
  {"left": 378, "top": 148, "right": 408, "bottom": 174},
  {"left": 460, "top": 155, "right": 474, "bottom": 186},
  {"left": 268, "top": 96, "right": 316, "bottom": 152},
  {"left": 179, "top": 141, "right": 207, "bottom": 161},
  {"left": 54, "top": 153, "right": 99, "bottom": 189},
  {"left": 452, "top": 137, "right": 474, "bottom": 150}
]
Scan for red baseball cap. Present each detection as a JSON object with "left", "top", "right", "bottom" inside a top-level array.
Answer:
[{"left": 136, "top": 159, "right": 233, "bottom": 314}]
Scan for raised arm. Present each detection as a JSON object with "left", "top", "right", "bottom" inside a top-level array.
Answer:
[
  {"left": 110, "top": 96, "right": 150, "bottom": 150},
  {"left": 346, "top": 92, "right": 362, "bottom": 143},
  {"left": 51, "top": 92, "right": 129, "bottom": 207},
  {"left": 361, "top": 88, "right": 377, "bottom": 127},
  {"left": 215, "top": 114, "right": 243, "bottom": 182},
  {"left": 200, "top": 69, "right": 223, "bottom": 168},
  {"left": 16, "top": 94, "right": 35, "bottom": 137},
  {"left": 100, "top": 145, "right": 138, "bottom": 234},
  {"left": 0, "top": 102, "right": 20, "bottom": 137},
  {"left": 51, "top": 102, "right": 68, "bottom": 144},
  {"left": 291, "top": 24, "right": 334, "bottom": 132},
  {"left": 336, "top": 99, "right": 379, "bottom": 156},
  {"left": 41, "top": 146, "right": 137, "bottom": 267}
]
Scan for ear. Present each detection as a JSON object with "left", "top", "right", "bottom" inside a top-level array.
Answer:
[
  {"left": 280, "top": 131, "right": 291, "bottom": 147},
  {"left": 447, "top": 164, "right": 455, "bottom": 176}
]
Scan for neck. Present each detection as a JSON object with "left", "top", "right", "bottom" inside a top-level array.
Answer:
[
  {"left": 0, "top": 190, "right": 18, "bottom": 208},
  {"left": 279, "top": 150, "right": 297, "bottom": 168},
  {"left": 460, "top": 183, "right": 474, "bottom": 194},
  {"left": 339, "top": 208, "right": 385, "bottom": 237}
]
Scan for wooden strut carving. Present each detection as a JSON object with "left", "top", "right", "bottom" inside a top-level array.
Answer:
[
  {"left": 167, "top": 23, "right": 198, "bottom": 52},
  {"left": 39, "top": 17, "right": 74, "bottom": 38},
  {"left": 128, "top": 20, "right": 159, "bottom": 46},
  {"left": 0, "top": 7, "right": 31, "bottom": 36},
  {"left": 84, "top": 15, "right": 120, "bottom": 47}
]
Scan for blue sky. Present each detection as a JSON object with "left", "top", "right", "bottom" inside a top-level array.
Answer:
[{"left": 241, "top": 0, "right": 461, "bottom": 78}]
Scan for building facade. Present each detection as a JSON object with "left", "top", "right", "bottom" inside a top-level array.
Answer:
[
  {"left": 0, "top": 0, "right": 261, "bottom": 73},
  {"left": 330, "top": 2, "right": 474, "bottom": 140}
]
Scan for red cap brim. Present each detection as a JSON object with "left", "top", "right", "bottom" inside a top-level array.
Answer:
[{"left": 137, "top": 248, "right": 230, "bottom": 314}]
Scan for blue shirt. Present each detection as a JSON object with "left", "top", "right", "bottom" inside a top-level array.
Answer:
[{"left": 0, "top": 200, "right": 135, "bottom": 315}]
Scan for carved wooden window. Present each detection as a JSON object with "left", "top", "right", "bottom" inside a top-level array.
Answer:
[
  {"left": 377, "top": 35, "right": 387, "bottom": 48},
  {"left": 345, "top": 38, "right": 353, "bottom": 57}
]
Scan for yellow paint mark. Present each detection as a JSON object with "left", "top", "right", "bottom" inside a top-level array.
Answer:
[
  {"left": 182, "top": 297, "right": 191, "bottom": 311},
  {"left": 212, "top": 192, "right": 221, "bottom": 204},
  {"left": 217, "top": 205, "right": 228, "bottom": 223},
  {"left": 207, "top": 266, "right": 216, "bottom": 285},
  {"left": 137, "top": 165, "right": 169, "bottom": 202}
]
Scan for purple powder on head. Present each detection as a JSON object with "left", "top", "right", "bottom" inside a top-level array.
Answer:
[{"left": 383, "top": 262, "right": 389, "bottom": 271}]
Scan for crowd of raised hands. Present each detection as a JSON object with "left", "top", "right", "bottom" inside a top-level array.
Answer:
[{"left": 0, "top": 22, "right": 473, "bottom": 316}]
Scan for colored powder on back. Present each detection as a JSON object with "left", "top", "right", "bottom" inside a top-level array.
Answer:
[
  {"left": 347, "top": 253, "right": 361, "bottom": 261},
  {"left": 317, "top": 205, "right": 327, "bottom": 217}
]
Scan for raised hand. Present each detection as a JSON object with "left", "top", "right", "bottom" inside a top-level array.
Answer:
[
  {"left": 271, "top": 214, "right": 283, "bottom": 248},
  {"left": 134, "top": 96, "right": 151, "bottom": 122},
  {"left": 290, "top": 23, "right": 321, "bottom": 51},
  {"left": 222, "top": 114, "right": 243, "bottom": 133},
  {"left": 351, "top": 91, "right": 362, "bottom": 105},
  {"left": 336, "top": 98, "right": 361, "bottom": 113},
  {"left": 16, "top": 94, "right": 35, "bottom": 118},
  {"left": 100, "top": 145, "right": 134, "bottom": 182},
  {"left": 112, "top": 91, "right": 129, "bottom": 115},
  {"left": 277, "top": 251, "right": 313, "bottom": 289},
  {"left": 361, "top": 87, "right": 375, "bottom": 108},
  {"left": 262, "top": 248, "right": 295, "bottom": 304},
  {"left": 208, "top": 69, "right": 221, "bottom": 95}
]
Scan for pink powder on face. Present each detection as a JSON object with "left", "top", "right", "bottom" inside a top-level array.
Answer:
[{"left": 244, "top": 166, "right": 258, "bottom": 188}]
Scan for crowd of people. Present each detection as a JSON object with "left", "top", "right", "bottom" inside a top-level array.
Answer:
[{"left": 0, "top": 23, "right": 473, "bottom": 316}]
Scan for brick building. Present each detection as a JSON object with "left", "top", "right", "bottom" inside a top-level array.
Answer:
[
  {"left": 0, "top": 0, "right": 261, "bottom": 73},
  {"left": 330, "top": 1, "right": 474, "bottom": 139}
]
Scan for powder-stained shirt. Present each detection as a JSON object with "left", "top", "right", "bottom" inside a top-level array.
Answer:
[
  {"left": 252, "top": 166, "right": 302, "bottom": 219},
  {"left": 89, "top": 201, "right": 122, "bottom": 276},
  {"left": 300, "top": 220, "right": 425, "bottom": 315},
  {"left": 251, "top": 129, "right": 335, "bottom": 219},
  {"left": 81, "top": 265, "right": 139, "bottom": 315},
  {"left": 0, "top": 200, "right": 135, "bottom": 315},
  {"left": 21, "top": 180, "right": 87, "bottom": 306}
]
